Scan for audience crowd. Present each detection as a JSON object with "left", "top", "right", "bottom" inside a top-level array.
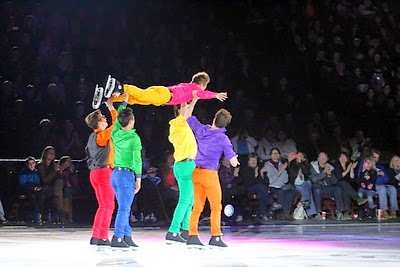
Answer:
[{"left": 0, "top": 0, "right": 399, "bottom": 224}]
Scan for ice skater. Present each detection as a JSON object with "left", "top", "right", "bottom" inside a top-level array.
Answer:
[
  {"left": 165, "top": 103, "right": 197, "bottom": 244},
  {"left": 110, "top": 92, "right": 142, "bottom": 249},
  {"left": 85, "top": 96, "right": 116, "bottom": 247},
  {"left": 184, "top": 91, "right": 239, "bottom": 248},
  {"left": 92, "top": 72, "right": 227, "bottom": 109}
]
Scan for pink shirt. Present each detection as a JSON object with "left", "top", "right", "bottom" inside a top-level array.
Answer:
[{"left": 166, "top": 83, "right": 216, "bottom": 105}]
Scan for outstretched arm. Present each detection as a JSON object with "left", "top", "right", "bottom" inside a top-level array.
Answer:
[
  {"left": 183, "top": 91, "right": 199, "bottom": 119},
  {"left": 197, "top": 90, "right": 228, "bottom": 102}
]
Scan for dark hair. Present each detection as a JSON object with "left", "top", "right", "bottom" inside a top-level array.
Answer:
[
  {"left": 371, "top": 148, "right": 381, "bottom": 156},
  {"left": 25, "top": 156, "right": 36, "bottom": 163},
  {"left": 318, "top": 151, "right": 329, "bottom": 158},
  {"left": 85, "top": 110, "right": 101, "bottom": 129},
  {"left": 60, "top": 155, "right": 71, "bottom": 165},
  {"left": 214, "top": 109, "right": 232, "bottom": 128},
  {"left": 191, "top": 72, "right": 210, "bottom": 85},
  {"left": 339, "top": 151, "right": 350, "bottom": 161},
  {"left": 118, "top": 107, "right": 134, "bottom": 127},
  {"left": 269, "top": 147, "right": 281, "bottom": 156},
  {"left": 248, "top": 152, "right": 258, "bottom": 160}
]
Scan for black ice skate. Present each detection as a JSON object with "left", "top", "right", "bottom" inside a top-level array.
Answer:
[
  {"left": 209, "top": 236, "right": 228, "bottom": 248},
  {"left": 166, "top": 232, "right": 186, "bottom": 245},
  {"left": 104, "top": 75, "right": 124, "bottom": 98}
]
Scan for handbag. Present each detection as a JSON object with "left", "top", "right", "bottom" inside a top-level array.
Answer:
[{"left": 293, "top": 203, "right": 308, "bottom": 220}]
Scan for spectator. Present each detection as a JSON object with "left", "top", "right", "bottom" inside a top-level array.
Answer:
[
  {"left": 0, "top": 199, "right": 7, "bottom": 224},
  {"left": 276, "top": 130, "right": 297, "bottom": 159},
  {"left": 59, "top": 156, "right": 81, "bottom": 223},
  {"left": 310, "top": 152, "right": 349, "bottom": 220},
  {"left": 256, "top": 129, "right": 277, "bottom": 163},
  {"left": 18, "top": 156, "right": 43, "bottom": 223},
  {"left": 231, "top": 129, "right": 258, "bottom": 164},
  {"left": 57, "top": 120, "right": 84, "bottom": 159},
  {"left": 239, "top": 153, "right": 278, "bottom": 221},
  {"left": 264, "top": 148, "right": 296, "bottom": 220},
  {"left": 369, "top": 149, "right": 398, "bottom": 219},
  {"left": 387, "top": 156, "right": 400, "bottom": 208},
  {"left": 36, "top": 146, "right": 64, "bottom": 222},
  {"left": 218, "top": 155, "right": 242, "bottom": 221},
  {"left": 287, "top": 152, "right": 317, "bottom": 218},
  {"left": 333, "top": 152, "right": 368, "bottom": 216},
  {"left": 358, "top": 156, "right": 378, "bottom": 218}
]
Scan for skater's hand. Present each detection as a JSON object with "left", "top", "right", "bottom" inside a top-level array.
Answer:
[
  {"left": 134, "top": 179, "right": 141, "bottom": 194},
  {"left": 230, "top": 155, "right": 240, "bottom": 167},
  {"left": 105, "top": 96, "right": 115, "bottom": 110},
  {"left": 215, "top": 92, "right": 228, "bottom": 102},
  {"left": 124, "top": 92, "right": 129, "bottom": 103}
]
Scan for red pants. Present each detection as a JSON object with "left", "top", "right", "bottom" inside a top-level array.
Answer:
[
  {"left": 90, "top": 168, "right": 115, "bottom": 239},
  {"left": 189, "top": 168, "right": 222, "bottom": 236}
]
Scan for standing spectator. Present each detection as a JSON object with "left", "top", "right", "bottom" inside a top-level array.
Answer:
[
  {"left": 310, "top": 152, "right": 348, "bottom": 220},
  {"left": 18, "top": 156, "right": 43, "bottom": 223},
  {"left": 264, "top": 148, "right": 296, "bottom": 220},
  {"left": 287, "top": 152, "right": 317, "bottom": 218},
  {"left": 231, "top": 129, "right": 258, "bottom": 164}
]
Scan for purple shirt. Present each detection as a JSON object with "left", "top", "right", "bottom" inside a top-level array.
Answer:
[{"left": 187, "top": 116, "right": 236, "bottom": 171}]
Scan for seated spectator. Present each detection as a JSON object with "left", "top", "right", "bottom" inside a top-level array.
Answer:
[
  {"left": 59, "top": 156, "right": 81, "bottom": 223},
  {"left": 37, "top": 146, "right": 64, "bottom": 222},
  {"left": 276, "top": 130, "right": 297, "bottom": 159},
  {"left": 287, "top": 152, "right": 317, "bottom": 217},
  {"left": 0, "top": 199, "right": 7, "bottom": 224},
  {"left": 231, "top": 129, "right": 258, "bottom": 164},
  {"left": 239, "top": 153, "right": 278, "bottom": 221},
  {"left": 387, "top": 155, "right": 400, "bottom": 193},
  {"left": 18, "top": 156, "right": 44, "bottom": 223},
  {"left": 256, "top": 129, "right": 277, "bottom": 163},
  {"left": 264, "top": 148, "right": 296, "bottom": 220},
  {"left": 369, "top": 149, "right": 398, "bottom": 219},
  {"left": 357, "top": 156, "right": 378, "bottom": 218},
  {"left": 310, "top": 152, "right": 349, "bottom": 220},
  {"left": 333, "top": 152, "right": 368, "bottom": 216},
  {"left": 158, "top": 152, "right": 179, "bottom": 217},
  {"left": 219, "top": 155, "right": 242, "bottom": 221}
]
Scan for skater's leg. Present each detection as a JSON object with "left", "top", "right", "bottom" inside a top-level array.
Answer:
[{"left": 113, "top": 85, "right": 171, "bottom": 106}]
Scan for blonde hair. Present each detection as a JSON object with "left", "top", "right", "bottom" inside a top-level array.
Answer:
[
  {"left": 363, "top": 156, "right": 376, "bottom": 170},
  {"left": 389, "top": 155, "right": 400, "bottom": 169}
]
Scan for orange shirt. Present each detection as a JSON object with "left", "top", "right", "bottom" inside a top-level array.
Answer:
[{"left": 94, "top": 109, "right": 117, "bottom": 168}]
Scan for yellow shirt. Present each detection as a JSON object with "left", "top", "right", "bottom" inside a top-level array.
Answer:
[{"left": 168, "top": 115, "right": 197, "bottom": 162}]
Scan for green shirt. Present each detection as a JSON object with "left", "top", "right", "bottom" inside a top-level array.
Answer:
[{"left": 111, "top": 104, "right": 142, "bottom": 177}]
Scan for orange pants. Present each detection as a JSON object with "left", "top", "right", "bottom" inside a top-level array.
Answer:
[
  {"left": 114, "top": 84, "right": 171, "bottom": 106},
  {"left": 189, "top": 168, "right": 222, "bottom": 236}
]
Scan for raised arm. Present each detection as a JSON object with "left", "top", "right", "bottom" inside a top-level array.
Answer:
[
  {"left": 112, "top": 93, "right": 129, "bottom": 136},
  {"left": 197, "top": 90, "right": 227, "bottom": 102},
  {"left": 183, "top": 91, "right": 200, "bottom": 119}
]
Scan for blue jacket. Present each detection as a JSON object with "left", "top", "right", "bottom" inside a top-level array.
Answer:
[{"left": 19, "top": 170, "right": 40, "bottom": 185}]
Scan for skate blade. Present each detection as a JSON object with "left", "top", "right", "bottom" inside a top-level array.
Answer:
[
  {"left": 208, "top": 245, "right": 228, "bottom": 250},
  {"left": 186, "top": 244, "right": 206, "bottom": 250},
  {"left": 92, "top": 84, "right": 104, "bottom": 109},
  {"left": 111, "top": 247, "right": 131, "bottom": 251},
  {"left": 96, "top": 246, "right": 111, "bottom": 251},
  {"left": 166, "top": 240, "right": 186, "bottom": 246},
  {"left": 104, "top": 75, "right": 116, "bottom": 98}
]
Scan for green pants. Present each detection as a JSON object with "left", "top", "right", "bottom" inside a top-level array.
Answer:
[{"left": 168, "top": 160, "right": 196, "bottom": 233}]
